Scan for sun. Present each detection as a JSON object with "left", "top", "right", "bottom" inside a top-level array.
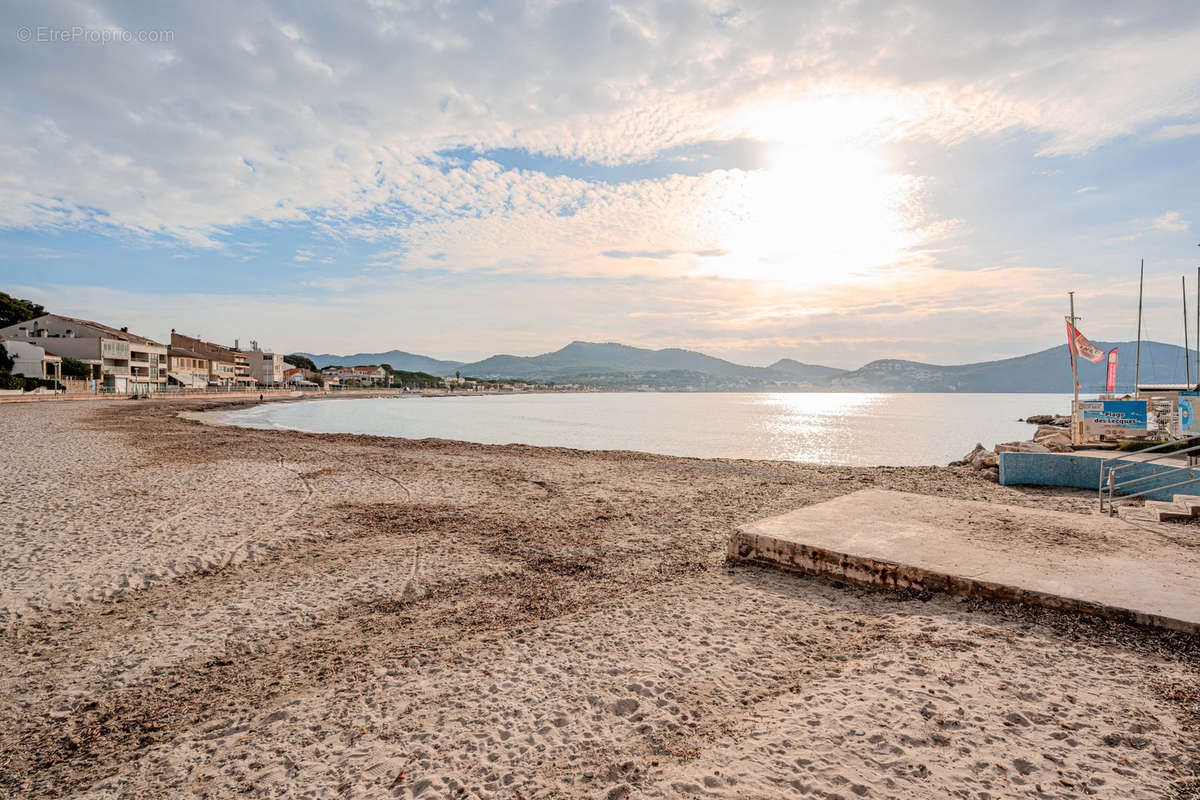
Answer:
[{"left": 695, "top": 93, "right": 926, "bottom": 288}]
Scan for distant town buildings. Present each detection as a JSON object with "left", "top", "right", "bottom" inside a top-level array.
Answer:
[
  {"left": 283, "top": 367, "right": 323, "bottom": 387},
  {"left": 0, "top": 312, "right": 596, "bottom": 396},
  {"left": 0, "top": 313, "right": 317, "bottom": 395},
  {"left": 321, "top": 365, "right": 387, "bottom": 386}
]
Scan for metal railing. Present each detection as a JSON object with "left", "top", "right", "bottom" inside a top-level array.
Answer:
[{"left": 1098, "top": 437, "right": 1200, "bottom": 513}]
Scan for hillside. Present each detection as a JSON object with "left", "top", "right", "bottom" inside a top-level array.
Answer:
[
  {"left": 295, "top": 339, "right": 1193, "bottom": 392},
  {"left": 830, "top": 341, "right": 1189, "bottom": 393},
  {"left": 297, "top": 349, "right": 465, "bottom": 374},
  {"left": 767, "top": 358, "right": 849, "bottom": 382},
  {"left": 461, "top": 341, "right": 796, "bottom": 383}
]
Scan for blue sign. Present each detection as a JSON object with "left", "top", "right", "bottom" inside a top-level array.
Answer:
[
  {"left": 1182, "top": 392, "right": 1200, "bottom": 435},
  {"left": 1078, "top": 400, "right": 1148, "bottom": 438}
]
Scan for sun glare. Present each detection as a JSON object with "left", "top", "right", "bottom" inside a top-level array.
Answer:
[{"left": 698, "top": 94, "right": 925, "bottom": 288}]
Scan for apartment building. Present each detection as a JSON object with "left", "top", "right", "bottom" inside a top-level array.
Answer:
[
  {"left": 170, "top": 331, "right": 256, "bottom": 388},
  {"left": 166, "top": 347, "right": 213, "bottom": 388},
  {"left": 321, "top": 365, "right": 387, "bottom": 386},
  {"left": 0, "top": 314, "right": 166, "bottom": 392},
  {"left": 242, "top": 341, "right": 285, "bottom": 386}
]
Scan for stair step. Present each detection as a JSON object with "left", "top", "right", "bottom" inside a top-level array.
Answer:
[
  {"left": 1144, "top": 500, "right": 1194, "bottom": 521},
  {"left": 1172, "top": 494, "right": 1200, "bottom": 513},
  {"left": 1117, "top": 508, "right": 1164, "bottom": 524},
  {"left": 1112, "top": 492, "right": 1200, "bottom": 523}
]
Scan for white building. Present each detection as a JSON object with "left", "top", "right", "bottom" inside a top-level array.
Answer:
[
  {"left": 0, "top": 314, "right": 166, "bottom": 393},
  {"left": 322, "top": 365, "right": 387, "bottom": 386},
  {"left": 0, "top": 336, "right": 62, "bottom": 383}
]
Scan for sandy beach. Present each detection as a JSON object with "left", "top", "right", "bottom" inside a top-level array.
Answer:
[{"left": 1, "top": 398, "right": 1198, "bottom": 799}]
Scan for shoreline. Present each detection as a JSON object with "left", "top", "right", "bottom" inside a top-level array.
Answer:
[
  {"left": 2, "top": 399, "right": 1196, "bottom": 798},
  {"left": 189, "top": 392, "right": 1075, "bottom": 470}
]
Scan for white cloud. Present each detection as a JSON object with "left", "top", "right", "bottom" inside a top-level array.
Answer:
[
  {"left": 1, "top": 0, "right": 1198, "bottom": 248},
  {"left": 1153, "top": 210, "right": 1190, "bottom": 232},
  {"left": 3, "top": 1, "right": 1199, "bottom": 368},
  {"left": 1076, "top": 185, "right": 1097, "bottom": 193},
  {"left": 1149, "top": 121, "right": 1200, "bottom": 140},
  {"left": 1102, "top": 209, "right": 1192, "bottom": 244}
]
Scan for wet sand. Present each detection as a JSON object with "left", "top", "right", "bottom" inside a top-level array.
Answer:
[{"left": 1, "top": 398, "right": 1197, "bottom": 798}]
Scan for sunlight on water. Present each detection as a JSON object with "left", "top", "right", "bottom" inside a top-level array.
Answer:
[{"left": 222, "top": 392, "right": 1073, "bottom": 467}]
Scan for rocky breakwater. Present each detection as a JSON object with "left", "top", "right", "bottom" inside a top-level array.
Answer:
[
  {"left": 1024, "top": 414, "right": 1071, "bottom": 426},
  {"left": 951, "top": 423, "right": 1073, "bottom": 482}
]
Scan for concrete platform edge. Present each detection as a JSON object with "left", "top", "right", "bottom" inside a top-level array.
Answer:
[{"left": 727, "top": 530, "right": 1198, "bottom": 635}]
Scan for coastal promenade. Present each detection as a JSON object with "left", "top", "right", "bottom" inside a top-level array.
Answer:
[
  {"left": 1, "top": 399, "right": 1197, "bottom": 798},
  {"left": 0, "top": 387, "right": 435, "bottom": 404}
]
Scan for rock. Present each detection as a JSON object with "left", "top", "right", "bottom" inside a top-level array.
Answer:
[
  {"left": 1026, "top": 414, "right": 1072, "bottom": 427},
  {"left": 981, "top": 467, "right": 1000, "bottom": 483},
  {"left": 953, "top": 443, "right": 1001, "bottom": 470},
  {"left": 969, "top": 449, "right": 996, "bottom": 470},
  {"left": 1031, "top": 424, "right": 1073, "bottom": 451},
  {"left": 1039, "top": 434, "right": 1074, "bottom": 452},
  {"left": 963, "top": 442, "right": 986, "bottom": 458},
  {"left": 994, "top": 440, "right": 1051, "bottom": 454},
  {"left": 1033, "top": 424, "right": 1068, "bottom": 441},
  {"left": 950, "top": 443, "right": 988, "bottom": 470}
]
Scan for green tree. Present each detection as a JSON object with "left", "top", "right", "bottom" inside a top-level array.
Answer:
[
  {"left": 61, "top": 356, "right": 91, "bottom": 379},
  {"left": 0, "top": 292, "right": 45, "bottom": 328},
  {"left": 284, "top": 354, "right": 317, "bottom": 371},
  {"left": 0, "top": 343, "right": 12, "bottom": 373}
]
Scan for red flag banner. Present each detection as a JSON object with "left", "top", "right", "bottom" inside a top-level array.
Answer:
[
  {"left": 1106, "top": 348, "right": 1118, "bottom": 392},
  {"left": 1066, "top": 321, "right": 1106, "bottom": 363}
]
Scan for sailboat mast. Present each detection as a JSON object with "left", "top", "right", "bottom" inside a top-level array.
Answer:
[
  {"left": 1135, "top": 259, "right": 1143, "bottom": 395},
  {"left": 1185, "top": 275, "right": 1192, "bottom": 388},
  {"left": 1069, "top": 291, "right": 1079, "bottom": 444}
]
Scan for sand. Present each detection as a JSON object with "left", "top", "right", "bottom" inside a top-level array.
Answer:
[{"left": 1, "top": 397, "right": 1197, "bottom": 799}]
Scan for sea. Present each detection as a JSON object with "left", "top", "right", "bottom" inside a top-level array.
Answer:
[{"left": 218, "top": 392, "right": 1074, "bottom": 467}]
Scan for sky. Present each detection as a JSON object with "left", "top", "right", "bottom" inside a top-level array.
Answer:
[{"left": 1, "top": 1, "right": 1199, "bottom": 368}]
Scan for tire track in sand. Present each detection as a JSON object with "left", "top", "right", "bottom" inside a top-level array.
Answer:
[{"left": 213, "top": 442, "right": 318, "bottom": 570}]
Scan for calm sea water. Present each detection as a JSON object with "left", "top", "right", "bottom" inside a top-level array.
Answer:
[{"left": 219, "top": 392, "right": 1073, "bottom": 467}]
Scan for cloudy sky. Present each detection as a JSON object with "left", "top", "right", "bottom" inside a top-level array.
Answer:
[{"left": 2, "top": 1, "right": 1198, "bottom": 367}]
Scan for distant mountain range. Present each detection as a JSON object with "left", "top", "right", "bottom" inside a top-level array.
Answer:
[
  {"left": 296, "top": 349, "right": 464, "bottom": 375},
  {"left": 297, "top": 339, "right": 1194, "bottom": 392}
]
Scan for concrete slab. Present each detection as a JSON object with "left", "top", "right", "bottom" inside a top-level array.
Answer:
[{"left": 729, "top": 489, "right": 1200, "bottom": 633}]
